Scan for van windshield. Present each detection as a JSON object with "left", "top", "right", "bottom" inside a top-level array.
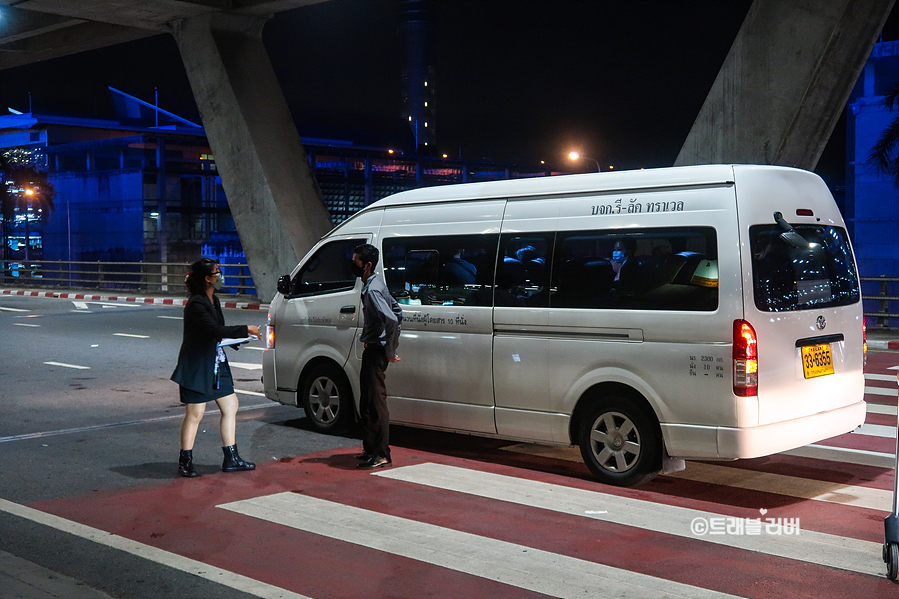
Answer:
[{"left": 749, "top": 224, "right": 859, "bottom": 312}]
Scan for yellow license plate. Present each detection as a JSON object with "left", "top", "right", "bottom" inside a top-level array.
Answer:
[{"left": 801, "top": 344, "right": 834, "bottom": 379}]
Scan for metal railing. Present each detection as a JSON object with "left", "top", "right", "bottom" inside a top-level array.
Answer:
[
  {"left": 0, "top": 259, "right": 257, "bottom": 297},
  {"left": 0, "top": 264, "right": 891, "bottom": 318},
  {"left": 863, "top": 276, "right": 899, "bottom": 328}
]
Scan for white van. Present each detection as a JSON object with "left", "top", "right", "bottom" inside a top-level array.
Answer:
[{"left": 262, "top": 164, "right": 866, "bottom": 486}]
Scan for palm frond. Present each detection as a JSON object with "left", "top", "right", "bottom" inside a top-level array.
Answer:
[{"left": 868, "top": 115, "right": 899, "bottom": 175}]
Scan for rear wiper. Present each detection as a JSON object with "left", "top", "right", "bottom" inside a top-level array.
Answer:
[{"left": 773, "top": 211, "right": 809, "bottom": 249}]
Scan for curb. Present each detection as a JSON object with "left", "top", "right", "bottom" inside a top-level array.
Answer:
[
  {"left": 0, "top": 289, "right": 269, "bottom": 311},
  {"left": 867, "top": 339, "right": 899, "bottom": 350}
]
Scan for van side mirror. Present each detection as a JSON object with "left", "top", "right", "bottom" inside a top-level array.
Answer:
[{"left": 277, "top": 275, "right": 291, "bottom": 296}]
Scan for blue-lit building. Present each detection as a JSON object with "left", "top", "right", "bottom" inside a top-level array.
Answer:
[
  {"left": 846, "top": 40, "right": 899, "bottom": 278},
  {"left": 845, "top": 40, "right": 899, "bottom": 324}
]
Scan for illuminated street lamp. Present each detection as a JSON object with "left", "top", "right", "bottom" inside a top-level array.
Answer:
[{"left": 568, "top": 151, "right": 601, "bottom": 172}]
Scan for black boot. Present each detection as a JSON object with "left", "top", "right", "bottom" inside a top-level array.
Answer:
[
  {"left": 178, "top": 449, "right": 199, "bottom": 478},
  {"left": 222, "top": 444, "right": 255, "bottom": 472}
]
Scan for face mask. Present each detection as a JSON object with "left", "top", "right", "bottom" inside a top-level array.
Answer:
[
  {"left": 350, "top": 262, "right": 365, "bottom": 278},
  {"left": 212, "top": 274, "right": 224, "bottom": 291},
  {"left": 612, "top": 250, "right": 625, "bottom": 262}
]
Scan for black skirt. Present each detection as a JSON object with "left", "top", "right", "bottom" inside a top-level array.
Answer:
[{"left": 179, "top": 360, "right": 235, "bottom": 404}]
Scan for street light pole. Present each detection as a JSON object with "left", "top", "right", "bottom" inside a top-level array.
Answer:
[{"left": 567, "top": 151, "right": 601, "bottom": 172}]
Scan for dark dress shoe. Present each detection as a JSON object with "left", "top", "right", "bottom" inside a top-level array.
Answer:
[
  {"left": 355, "top": 452, "right": 373, "bottom": 461},
  {"left": 357, "top": 455, "right": 391, "bottom": 469}
]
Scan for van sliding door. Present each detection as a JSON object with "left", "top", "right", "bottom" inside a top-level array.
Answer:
[{"left": 378, "top": 201, "right": 504, "bottom": 434}]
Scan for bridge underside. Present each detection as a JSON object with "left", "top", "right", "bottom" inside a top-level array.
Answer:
[{"left": 1, "top": 0, "right": 896, "bottom": 300}]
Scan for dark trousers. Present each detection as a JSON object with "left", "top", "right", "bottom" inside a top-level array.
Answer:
[{"left": 360, "top": 345, "right": 390, "bottom": 458}]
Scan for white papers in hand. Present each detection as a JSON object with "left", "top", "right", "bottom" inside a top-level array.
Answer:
[{"left": 218, "top": 335, "right": 259, "bottom": 347}]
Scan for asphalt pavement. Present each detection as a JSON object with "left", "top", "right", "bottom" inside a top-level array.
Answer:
[
  {"left": 2, "top": 286, "right": 899, "bottom": 598},
  {"left": 0, "top": 289, "right": 352, "bottom": 599}
]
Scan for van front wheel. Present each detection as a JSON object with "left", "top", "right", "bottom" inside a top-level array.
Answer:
[
  {"left": 300, "top": 364, "right": 353, "bottom": 434},
  {"left": 577, "top": 397, "right": 660, "bottom": 487}
]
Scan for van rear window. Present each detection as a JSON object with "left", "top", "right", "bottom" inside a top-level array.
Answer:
[{"left": 750, "top": 225, "right": 859, "bottom": 312}]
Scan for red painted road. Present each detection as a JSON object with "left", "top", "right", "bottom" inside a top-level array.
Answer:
[{"left": 23, "top": 350, "right": 899, "bottom": 598}]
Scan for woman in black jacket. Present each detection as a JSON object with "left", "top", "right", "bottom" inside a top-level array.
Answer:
[{"left": 171, "top": 258, "right": 261, "bottom": 477}]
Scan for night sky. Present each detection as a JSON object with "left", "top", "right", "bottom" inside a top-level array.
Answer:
[{"left": 2, "top": 0, "right": 899, "bottom": 177}]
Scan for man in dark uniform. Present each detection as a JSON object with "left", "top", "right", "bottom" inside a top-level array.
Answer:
[{"left": 351, "top": 243, "right": 402, "bottom": 469}]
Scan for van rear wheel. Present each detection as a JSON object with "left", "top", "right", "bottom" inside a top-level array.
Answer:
[
  {"left": 578, "top": 396, "right": 661, "bottom": 487},
  {"left": 300, "top": 364, "right": 353, "bottom": 434}
]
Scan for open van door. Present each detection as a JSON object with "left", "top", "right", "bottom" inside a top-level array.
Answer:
[{"left": 275, "top": 235, "right": 370, "bottom": 432}]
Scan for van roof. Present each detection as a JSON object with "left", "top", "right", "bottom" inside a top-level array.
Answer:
[
  {"left": 327, "top": 164, "right": 820, "bottom": 238},
  {"left": 361, "top": 164, "right": 787, "bottom": 210}
]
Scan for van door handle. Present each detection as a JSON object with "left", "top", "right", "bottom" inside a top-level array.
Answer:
[{"left": 340, "top": 305, "right": 356, "bottom": 314}]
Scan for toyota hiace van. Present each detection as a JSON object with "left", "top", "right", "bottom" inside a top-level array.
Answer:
[{"left": 263, "top": 165, "right": 865, "bottom": 486}]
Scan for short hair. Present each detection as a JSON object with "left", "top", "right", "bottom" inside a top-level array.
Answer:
[
  {"left": 354, "top": 243, "right": 379, "bottom": 269},
  {"left": 186, "top": 258, "right": 217, "bottom": 295},
  {"left": 615, "top": 238, "right": 637, "bottom": 254}
]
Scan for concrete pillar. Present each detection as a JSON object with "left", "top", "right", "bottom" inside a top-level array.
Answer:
[
  {"left": 676, "top": 0, "right": 895, "bottom": 169},
  {"left": 171, "top": 12, "right": 332, "bottom": 302}
]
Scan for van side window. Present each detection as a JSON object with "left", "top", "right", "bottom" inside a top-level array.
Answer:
[
  {"left": 290, "top": 238, "right": 364, "bottom": 297},
  {"left": 551, "top": 227, "right": 718, "bottom": 311},
  {"left": 496, "top": 234, "right": 554, "bottom": 307},
  {"left": 382, "top": 234, "right": 499, "bottom": 306}
]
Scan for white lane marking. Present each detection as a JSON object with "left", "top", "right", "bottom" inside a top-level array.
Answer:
[
  {"left": 69, "top": 310, "right": 92, "bottom": 313},
  {"left": 235, "top": 389, "right": 266, "bottom": 397},
  {"left": 782, "top": 444, "right": 895, "bottom": 469},
  {"left": 113, "top": 333, "right": 150, "bottom": 339},
  {"left": 0, "top": 306, "right": 29, "bottom": 312},
  {"left": 12, "top": 323, "right": 40, "bottom": 328},
  {"left": 502, "top": 443, "right": 891, "bottom": 510},
  {"left": 376, "top": 463, "right": 882, "bottom": 577},
  {"left": 229, "top": 362, "right": 262, "bottom": 371},
  {"left": 866, "top": 373, "right": 897, "bottom": 382},
  {"left": 157, "top": 315, "right": 182, "bottom": 320},
  {"left": 242, "top": 346, "right": 265, "bottom": 351},
  {"left": 0, "top": 498, "right": 312, "bottom": 599},
  {"left": 219, "top": 492, "right": 747, "bottom": 599},
  {"left": 0, "top": 402, "right": 276, "bottom": 444},
  {"left": 868, "top": 403, "right": 897, "bottom": 416},
  {"left": 43, "top": 361, "right": 90, "bottom": 370},
  {"left": 865, "top": 386, "right": 897, "bottom": 397},
  {"left": 72, "top": 301, "right": 89, "bottom": 310},
  {"left": 888, "top": 365, "right": 899, "bottom": 371}
]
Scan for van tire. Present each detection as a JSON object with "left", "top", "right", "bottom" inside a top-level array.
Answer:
[
  {"left": 577, "top": 396, "right": 661, "bottom": 487},
  {"left": 299, "top": 364, "right": 353, "bottom": 434}
]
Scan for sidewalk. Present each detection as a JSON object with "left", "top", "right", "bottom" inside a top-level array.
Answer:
[
  {"left": 0, "top": 288, "right": 269, "bottom": 311},
  {"left": 0, "top": 551, "right": 114, "bottom": 599}
]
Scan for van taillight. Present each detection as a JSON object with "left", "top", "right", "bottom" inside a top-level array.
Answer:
[
  {"left": 734, "top": 319, "right": 758, "bottom": 397},
  {"left": 266, "top": 310, "right": 275, "bottom": 349},
  {"left": 863, "top": 320, "right": 867, "bottom": 364}
]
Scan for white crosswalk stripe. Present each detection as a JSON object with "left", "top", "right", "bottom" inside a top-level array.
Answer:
[
  {"left": 219, "top": 491, "right": 749, "bottom": 599},
  {"left": 866, "top": 385, "right": 897, "bottom": 396},
  {"left": 866, "top": 373, "right": 897, "bottom": 382},
  {"left": 375, "top": 463, "right": 882, "bottom": 576},
  {"left": 501, "top": 444, "right": 891, "bottom": 510}
]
